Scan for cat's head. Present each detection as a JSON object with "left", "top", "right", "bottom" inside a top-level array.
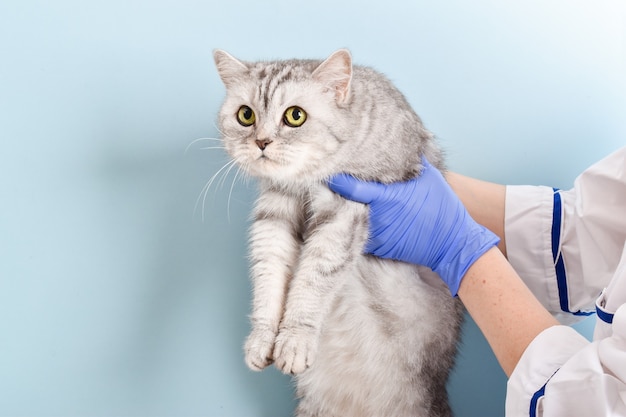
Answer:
[{"left": 213, "top": 49, "right": 354, "bottom": 185}]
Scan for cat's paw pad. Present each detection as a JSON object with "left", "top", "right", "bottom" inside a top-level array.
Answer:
[
  {"left": 273, "top": 327, "right": 318, "bottom": 375},
  {"left": 244, "top": 327, "right": 277, "bottom": 371}
]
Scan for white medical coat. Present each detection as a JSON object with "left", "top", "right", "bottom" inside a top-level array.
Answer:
[{"left": 504, "top": 146, "right": 626, "bottom": 416}]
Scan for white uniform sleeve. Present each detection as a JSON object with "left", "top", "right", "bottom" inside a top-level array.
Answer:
[
  {"left": 506, "top": 304, "right": 626, "bottom": 417},
  {"left": 505, "top": 146, "right": 626, "bottom": 323},
  {"left": 504, "top": 147, "right": 626, "bottom": 416}
]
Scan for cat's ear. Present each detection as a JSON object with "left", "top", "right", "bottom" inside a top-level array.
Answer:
[
  {"left": 312, "top": 49, "right": 352, "bottom": 104},
  {"left": 213, "top": 49, "right": 249, "bottom": 87}
]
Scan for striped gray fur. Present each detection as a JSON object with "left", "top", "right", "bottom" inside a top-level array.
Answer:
[{"left": 214, "top": 49, "right": 463, "bottom": 417}]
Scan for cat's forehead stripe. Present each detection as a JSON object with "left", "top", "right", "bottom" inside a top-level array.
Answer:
[
  {"left": 260, "top": 64, "right": 293, "bottom": 110},
  {"left": 253, "top": 61, "right": 311, "bottom": 111}
]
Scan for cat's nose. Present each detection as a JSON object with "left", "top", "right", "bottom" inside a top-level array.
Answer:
[{"left": 255, "top": 139, "right": 272, "bottom": 151}]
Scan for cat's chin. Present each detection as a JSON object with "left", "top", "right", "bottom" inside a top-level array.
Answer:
[
  {"left": 248, "top": 157, "right": 283, "bottom": 177},
  {"left": 247, "top": 159, "right": 316, "bottom": 185}
]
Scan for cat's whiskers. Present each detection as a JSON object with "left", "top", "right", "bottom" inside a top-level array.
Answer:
[
  {"left": 227, "top": 165, "right": 245, "bottom": 223},
  {"left": 189, "top": 133, "right": 245, "bottom": 221},
  {"left": 185, "top": 137, "right": 223, "bottom": 154},
  {"left": 194, "top": 158, "right": 238, "bottom": 222},
  {"left": 218, "top": 156, "right": 240, "bottom": 190}
]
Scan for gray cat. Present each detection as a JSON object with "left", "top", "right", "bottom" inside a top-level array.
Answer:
[{"left": 213, "top": 49, "right": 464, "bottom": 417}]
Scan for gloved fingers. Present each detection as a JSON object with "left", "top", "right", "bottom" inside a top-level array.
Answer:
[{"left": 327, "top": 174, "right": 383, "bottom": 204}]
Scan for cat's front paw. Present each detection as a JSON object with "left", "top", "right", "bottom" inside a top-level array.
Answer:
[
  {"left": 273, "top": 326, "right": 318, "bottom": 375},
  {"left": 244, "top": 327, "right": 277, "bottom": 371}
]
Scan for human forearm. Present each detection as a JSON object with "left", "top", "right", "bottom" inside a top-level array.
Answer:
[
  {"left": 457, "top": 246, "right": 559, "bottom": 377},
  {"left": 445, "top": 173, "right": 507, "bottom": 256}
]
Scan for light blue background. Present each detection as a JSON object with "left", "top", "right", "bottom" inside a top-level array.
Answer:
[{"left": 1, "top": 1, "right": 625, "bottom": 416}]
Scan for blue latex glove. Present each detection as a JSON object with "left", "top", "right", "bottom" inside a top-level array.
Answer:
[{"left": 328, "top": 158, "right": 500, "bottom": 296}]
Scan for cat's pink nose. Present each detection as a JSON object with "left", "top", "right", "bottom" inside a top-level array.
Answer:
[{"left": 255, "top": 139, "right": 272, "bottom": 151}]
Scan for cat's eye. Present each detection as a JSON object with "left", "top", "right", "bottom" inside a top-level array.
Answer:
[
  {"left": 283, "top": 106, "right": 307, "bottom": 127},
  {"left": 237, "top": 105, "right": 256, "bottom": 127}
]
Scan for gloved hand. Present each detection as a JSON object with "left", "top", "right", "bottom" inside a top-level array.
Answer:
[{"left": 328, "top": 158, "right": 500, "bottom": 296}]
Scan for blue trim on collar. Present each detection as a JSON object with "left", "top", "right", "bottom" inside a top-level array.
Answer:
[{"left": 551, "top": 189, "right": 594, "bottom": 317}]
